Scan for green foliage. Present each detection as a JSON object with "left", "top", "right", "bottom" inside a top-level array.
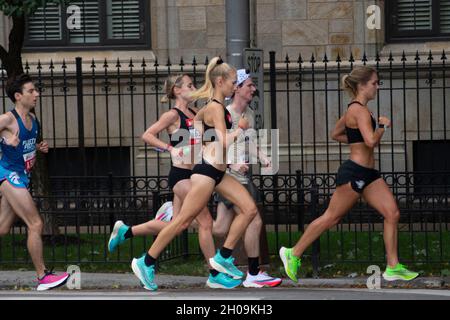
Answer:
[{"left": 0, "top": 0, "right": 70, "bottom": 17}]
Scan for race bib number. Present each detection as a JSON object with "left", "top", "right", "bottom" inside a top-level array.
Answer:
[
  {"left": 190, "top": 128, "right": 202, "bottom": 145},
  {"left": 23, "top": 150, "right": 36, "bottom": 173},
  {"left": 186, "top": 119, "right": 201, "bottom": 145}
]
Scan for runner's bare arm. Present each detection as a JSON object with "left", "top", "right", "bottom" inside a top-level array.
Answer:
[
  {"left": 331, "top": 115, "right": 348, "bottom": 144},
  {"left": 0, "top": 113, "right": 13, "bottom": 133},
  {"left": 356, "top": 110, "right": 386, "bottom": 148},
  {"left": 142, "top": 110, "right": 179, "bottom": 150},
  {"left": 194, "top": 108, "right": 205, "bottom": 123},
  {"left": 0, "top": 113, "right": 19, "bottom": 146}
]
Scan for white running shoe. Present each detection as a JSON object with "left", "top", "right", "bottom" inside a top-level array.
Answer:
[
  {"left": 242, "top": 271, "right": 282, "bottom": 288},
  {"left": 155, "top": 201, "right": 173, "bottom": 222}
]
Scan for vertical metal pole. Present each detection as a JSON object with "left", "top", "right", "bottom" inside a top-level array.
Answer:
[
  {"left": 269, "top": 51, "right": 280, "bottom": 248},
  {"left": 226, "top": 0, "right": 250, "bottom": 68},
  {"left": 108, "top": 172, "right": 114, "bottom": 232},
  {"left": 270, "top": 52, "right": 277, "bottom": 131},
  {"left": 296, "top": 170, "right": 305, "bottom": 233},
  {"left": 76, "top": 57, "right": 86, "bottom": 176},
  {"left": 152, "top": 191, "right": 161, "bottom": 271},
  {"left": 311, "top": 182, "right": 320, "bottom": 278}
]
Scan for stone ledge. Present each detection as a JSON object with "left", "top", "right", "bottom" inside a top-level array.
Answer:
[{"left": 380, "top": 42, "right": 450, "bottom": 59}]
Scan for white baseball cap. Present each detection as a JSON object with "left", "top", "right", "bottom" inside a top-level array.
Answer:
[{"left": 236, "top": 69, "right": 251, "bottom": 86}]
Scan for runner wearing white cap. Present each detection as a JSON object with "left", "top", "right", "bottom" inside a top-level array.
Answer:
[{"left": 213, "top": 69, "right": 282, "bottom": 288}]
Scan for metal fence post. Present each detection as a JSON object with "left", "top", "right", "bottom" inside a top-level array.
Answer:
[
  {"left": 182, "top": 229, "right": 189, "bottom": 260},
  {"left": 269, "top": 51, "right": 280, "bottom": 248},
  {"left": 311, "top": 181, "right": 320, "bottom": 277},
  {"left": 76, "top": 57, "right": 87, "bottom": 177},
  {"left": 269, "top": 51, "right": 277, "bottom": 131},
  {"left": 296, "top": 170, "right": 305, "bottom": 233},
  {"left": 108, "top": 172, "right": 114, "bottom": 232},
  {"left": 152, "top": 191, "right": 161, "bottom": 270}
]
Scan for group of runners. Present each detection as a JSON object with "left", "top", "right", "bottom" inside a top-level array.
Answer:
[{"left": 0, "top": 58, "right": 418, "bottom": 291}]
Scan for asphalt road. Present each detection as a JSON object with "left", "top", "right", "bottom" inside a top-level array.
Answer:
[{"left": 1, "top": 287, "right": 449, "bottom": 300}]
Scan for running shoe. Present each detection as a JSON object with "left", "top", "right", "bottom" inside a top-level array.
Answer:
[
  {"left": 108, "top": 220, "right": 130, "bottom": 253},
  {"left": 206, "top": 272, "right": 242, "bottom": 289},
  {"left": 37, "top": 270, "right": 70, "bottom": 291},
  {"left": 155, "top": 201, "right": 173, "bottom": 222},
  {"left": 131, "top": 255, "right": 158, "bottom": 291},
  {"left": 243, "top": 271, "right": 282, "bottom": 288},
  {"left": 209, "top": 251, "right": 244, "bottom": 279},
  {"left": 279, "top": 247, "right": 301, "bottom": 283},
  {"left": 382, "top": 263, "right": 419, "bottom": 281}
]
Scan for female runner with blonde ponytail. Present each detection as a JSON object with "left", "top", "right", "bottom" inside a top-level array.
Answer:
[
  {"left": 108, "top": 74, "right": 226, "bottom": 289},
  {"left": 131, "top": 57, "right": 260, "bottom": 290}
]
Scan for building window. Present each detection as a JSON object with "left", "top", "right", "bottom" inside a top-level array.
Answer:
[
  {"left": 386, "top": 0, "right": 450, "bottom": 42},
  {"left": 25, "top": 0, "right": 150, "bottom": 50}
]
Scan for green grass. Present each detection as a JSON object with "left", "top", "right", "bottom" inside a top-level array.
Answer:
[
  {"left": 1, "top": 230, "right": 449, "bottom": 277},
  {"left": 267, "top": 230, "right": 450, "bottom": 263}
]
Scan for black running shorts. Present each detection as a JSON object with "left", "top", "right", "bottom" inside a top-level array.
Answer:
[
  {"left": 336, "top": 160, "right": 382, "bottom": 193},
  {"left": 168, "top": 166, "right": 193, "bottom": 190},
  {"left": 192, "top": 160, "right": 226, "bottom": 186}
]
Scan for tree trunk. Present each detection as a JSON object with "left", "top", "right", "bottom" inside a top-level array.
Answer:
[{"left": 0, "top": 15, "right": 25, "bottom": 76}]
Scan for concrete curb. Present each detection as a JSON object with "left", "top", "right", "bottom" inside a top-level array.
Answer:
[{"left": 0, "top": 271, "right": 449, "bottom": 290}]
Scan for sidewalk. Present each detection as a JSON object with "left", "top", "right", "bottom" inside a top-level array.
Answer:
[{"left": 0, "top": 271, "right": 448, "bottom": 290}]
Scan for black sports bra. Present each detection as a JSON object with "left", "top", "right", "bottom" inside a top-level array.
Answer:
[
  {"left": 203, "top": 99, "right": 233, "bottom": 139},
  {"left": 345, "top": 101, "right": 376, "bottom": 144},
  {"left": 168, "top": 107, "right": 197, "bottom": 147}
]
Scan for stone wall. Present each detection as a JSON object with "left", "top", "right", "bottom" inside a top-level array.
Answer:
[
  {"left": 151, "top": 0, "right": 226, "bottom": 62},
  {"left": 152, "top": 0, "right": 386, "bottom": 63},
  {"left": 0, "top": 1, "right": 449, "bottom": 64},
  {"left": 256, "top": 0, "right": 383, "bottom": 62}
]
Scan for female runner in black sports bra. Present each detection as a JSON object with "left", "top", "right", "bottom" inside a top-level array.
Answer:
[
  {"left": 131, "top": 58, "right": 260, "bottom": 290},
  {"left": 280, "top": 66, "right": 418, "bottom": 283},
  {"left": 108, "top": 74, "right": 221, "bottom": 288}
]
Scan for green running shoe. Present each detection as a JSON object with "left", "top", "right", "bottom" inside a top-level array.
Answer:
[
  {"left": 383, "top": 263, "right": 419, "bottom": 281},
  {"left": 279, "top": 247, "right": 301, "bottom": 283}
]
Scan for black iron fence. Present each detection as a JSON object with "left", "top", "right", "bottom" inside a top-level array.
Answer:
[{"left": 0, "top": 51, "right": 448, "bottom": 271}]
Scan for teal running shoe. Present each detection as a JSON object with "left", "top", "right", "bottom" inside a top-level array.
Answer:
[
  {"left": 108, "top": 221, "right": 130, "bottom": 253},
  {"left": 206, "top": 272, "right": 242, "bottom": 289},
  {"left": 131, "top": 256, "right": 157, "bottom": 291},
  {"left": 209, "top": 251, "right": 244, "bottom": 280}
]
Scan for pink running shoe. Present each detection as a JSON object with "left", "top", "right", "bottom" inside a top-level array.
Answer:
[{"left": 37, "top": 270, "right": 70, "bottom": 291}]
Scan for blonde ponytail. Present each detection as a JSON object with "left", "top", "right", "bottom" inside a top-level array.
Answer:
[
  {"left": 342, "top": 66, "right": 377, "bottom": 98},
  {"left": 160, "top": 74, "right": 189, "bottom": 103},
  {"left": 190, "top": 57, "right": 235, "bottom": 102}
]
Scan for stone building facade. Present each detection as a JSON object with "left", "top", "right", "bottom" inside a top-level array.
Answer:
[
  {"left": 0, "top": 1, "right": 447, "bottom": 64},
  {"left": 0, "top": 0, "right": 447, "bottom": 177}
]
